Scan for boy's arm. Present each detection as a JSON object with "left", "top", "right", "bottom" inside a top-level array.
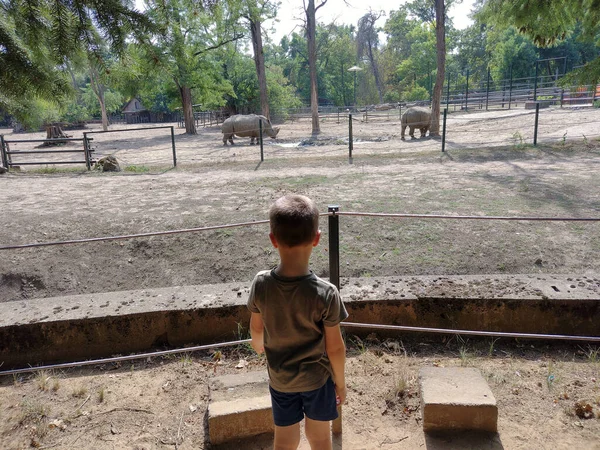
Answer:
[
  {"left": 249, "top": 312, "right": 265, "bottom": 354},
  {"left": 324, "top": 324, "right": 346, "bottom": 404}
]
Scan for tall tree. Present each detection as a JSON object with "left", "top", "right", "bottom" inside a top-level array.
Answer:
[
  {"left": 304, "top": 0, "right": 327, "bottom": 135},
  {"left": 242, "top": 1, "right": 277, "bottom": 120},
  {"left": 430, "top": 0, "right": 446, "bottom": 136},
  {"left": 143, "top": 0, "right": 243, "bottom": 134},
  {"left": 357, "top": 11, "right": 385, "bottom": 103}
]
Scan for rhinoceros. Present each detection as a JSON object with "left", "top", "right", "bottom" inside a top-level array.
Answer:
[
  {"left": 401, "top": 106, "right": 431, "bottom": 140},
  {"left": 221, "top": 114, "right": 280, "bottom": 145}
]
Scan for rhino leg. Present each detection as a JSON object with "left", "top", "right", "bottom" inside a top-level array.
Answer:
[
  {"left": 223, "top": 133, "right": 234, "bottom": 146},
  {"left": 409, "top": 126, "right": 416, "bottom": 139},
  {"left": 401, "top": 124, "right": 407, "bottom": 140},
  {"left": 419, "top": 127, "right": 426, "bottom": 138},
  {"left": 250, "top": 137, "right": 256, "bottom": 145}
]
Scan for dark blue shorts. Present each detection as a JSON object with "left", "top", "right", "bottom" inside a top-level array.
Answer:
[{"left": 269, "top": 377, "right": 338, "bottom": 427}]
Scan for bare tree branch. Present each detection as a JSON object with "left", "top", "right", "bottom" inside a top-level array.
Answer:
[{"left": 193, "top": 34, "right": 245, "bottom": 56}]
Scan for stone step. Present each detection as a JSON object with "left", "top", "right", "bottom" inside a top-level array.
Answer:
[
  {"left": 419, "top": 367, "right": 498, "bottom": 433},
  {"left": 208, "top": 370, "right": 342, "bottom": 445},
  {"left": 208, "top": 371, "right": 273, "bottom": 445}
]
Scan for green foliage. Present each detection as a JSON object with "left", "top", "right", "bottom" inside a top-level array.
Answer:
[
  {"left": 403, "top": 85, "right": 430, "bottom": 101},
  {"left": 81, "top": 84, "right": 125, "bottom": 117},
  {"left": 482, "top": 0, "right": 600, "bottom": 84},
  {"left": 0, "top": 0, "right": 152, "bottom": 117}
]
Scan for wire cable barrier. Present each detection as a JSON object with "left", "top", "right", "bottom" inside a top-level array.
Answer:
[
  {"left": 2, "top": 322, "right": 599, "bottom": 377},
  {"left": 1, "top": 212, "right": 599, "bottom": 251}
]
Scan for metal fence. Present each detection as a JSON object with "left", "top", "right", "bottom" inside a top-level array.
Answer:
[{"left": 0, "top": 135, "right": 94, "bottom": 171}]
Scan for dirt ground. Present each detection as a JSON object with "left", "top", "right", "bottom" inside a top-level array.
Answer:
[
  {"left": 1, "top": 106, "right": 600, "bottom": 448},
  {"left": 1, "top": 337, "right": 599, "bottom": 449}
]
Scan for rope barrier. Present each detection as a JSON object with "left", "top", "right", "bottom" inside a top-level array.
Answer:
[
  {"left": 334, "top": 212, "right": 600, "bottom": 222},
  {"left": 1, "top": 321, "right": 598, "bottom": 376},
  {"left": 1, "top": 212, "right": 598, "bottom": 251},
  {"left": 0, "top": 220, "right": 269, "bottom": 250}
]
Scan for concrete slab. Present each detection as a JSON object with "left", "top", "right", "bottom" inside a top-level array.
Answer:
[
  {"left": 208, "top": 371, "right": 273, "bottom": 445},
  {"left": 419, "top": 367, "right": 497, "bottom": 433},
  {"left": 1, "top": 274, "right": 599, "bottom": 368}
]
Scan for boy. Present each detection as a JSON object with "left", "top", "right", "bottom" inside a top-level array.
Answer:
[{"left": 248, "top": 194, "right": 348, "bottom": 450}]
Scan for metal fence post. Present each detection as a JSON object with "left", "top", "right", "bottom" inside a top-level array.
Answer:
[
  {"left": 560, "top": 88, "right": 564, "bottom": 108},
  {"left": 328, "top": 205, "right": 340, "bottom": 290},
  {"left": 533, "top": 103, "right": 540, "bottom": 146},
  {"left": 534, "top": 61, "right": 539, "bottom": 101},
  {"left": 0, "top": 135, "right": 8, "bottom": 170},
  {"left": 593, "top": 84, "right": 597, "bottom": 104},
  {"left": 446, "top": 72, "right": 450, "bottom": 110},
  {"left": 485, "top": 68, "right": 490, "bottom": 111},
  {"left": 465, "top": 69, "right": 469, "bottom": 111},
  {"left": 442, "top": 108, "right": 447, "bottom": 153},
  {"left": 348, "top": 114, "right": 353, "bottom": 164},
  {"left": 83, "top": 133, "right": 91, "bottom": 170},
  {"left": 259, "top": 119, "right": 264, "bottom": 162},
  {"left": 170, "top": 126, "right": 177, "bottom": 167},
  {"left": 508, "top": 65, "right": 513, "bottom": 110}
]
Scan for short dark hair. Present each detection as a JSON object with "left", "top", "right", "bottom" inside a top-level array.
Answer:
[{"left": 269, "top": 194, "right": 319, "bottom": 247}]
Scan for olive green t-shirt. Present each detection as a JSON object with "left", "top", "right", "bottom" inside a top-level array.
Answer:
[{"left": 247, "top": 269, "right": 348, "bottom": 393}]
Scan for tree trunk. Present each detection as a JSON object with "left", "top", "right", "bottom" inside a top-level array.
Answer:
[
  {"left": 89, "top": 65, "right": 109, "bottom": 132},
  {"left": 307, "top": 0, "right": 321, "bottom": 135},
  {"left": 367, "top": 43, "right": 384, "bottom": 104},
  {"left": 180, "top": 86, "right": 197, "bottom": 135},
  {"left": 250, "top": 18, "right": 270, "bottom": 120},
  {"left": 430, "top": 0, "right": 446, "bottom": 136}
]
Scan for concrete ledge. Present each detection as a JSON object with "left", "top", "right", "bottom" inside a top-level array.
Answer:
[
  {"left": 1, "top": 274, "right": 599, "bottom": 369},
  {"left": 208, "top": 371, "right": 273, "bottom": 444},
  {"left": 420, "top": 367, "right": 498, "bottom": 432}
]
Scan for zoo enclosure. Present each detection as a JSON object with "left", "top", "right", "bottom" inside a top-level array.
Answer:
[
  {"left": 0, "top": 135, "right": 95, "bottom": 171},
  {"left": 83, "top": 125, "right": 178, "bottom": 168}
]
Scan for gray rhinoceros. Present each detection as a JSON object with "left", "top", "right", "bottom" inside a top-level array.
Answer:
[
  {"left": 401, "top": 106, "right": 431, "bottom": 140},
  {"left": 221, "top": 114, "right": 280, "bottom": 145}
]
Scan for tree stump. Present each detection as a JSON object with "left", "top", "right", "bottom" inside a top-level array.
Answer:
[{"left": 44, "top": 124, "right": 71, "bottom": 145}]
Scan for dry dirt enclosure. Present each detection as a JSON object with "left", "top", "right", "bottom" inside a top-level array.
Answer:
[
  {"left": 1, "top": 337, "right": 599, "bottom": 450},
  {"left": 1, "top": 107, "right": 600, "bottom": 448},
  {"left": 1, "top": 107, "right": 600, "bottom": 301}
]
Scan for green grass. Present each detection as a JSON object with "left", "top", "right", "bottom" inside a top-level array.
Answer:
[{"left": 124, "top": 165, "right": 150, "bottom": 173}]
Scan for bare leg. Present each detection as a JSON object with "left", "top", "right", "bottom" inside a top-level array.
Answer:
[
  {"left": 305, "top": 417, "right": 332, "bottom": 450},
  {"left": 274, "top": 422, "right": 301, "bottom": 450}
]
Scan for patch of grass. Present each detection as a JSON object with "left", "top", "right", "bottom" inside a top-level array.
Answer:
[
  {"left": 35, "top": 370, "right": 52, "bottom": 391},
  {"left": 180, "top": 352, "right": 193, "bottom": 366},
  {"left": 19, "top": 399, "right": 49, "bottom": 426},
  {"left": 97, "top": 387, "right": 105, "bottom": 403},
  {"left": 456, "top": 335, "right": 472, "bottom": 367},
  {"left": 385, "top": 370, "right": 412, "bottom": 406},
  {"left": 582, "top": 345, "right": 599, "bottom": 363},
  {"left": 124, "top": 165, "right": 150, "bottom": 173},
  {"left": 488, "top": 338, "right": 500, "bottom": 357},
  {"left": 29, "top": 166, "right": 84, "bottom": 175},
  {"left": 350, "top": 335, "right": 367, "bottom": 354},
  {"left": 72, "top": 386, "right": 88, "bottom": 398}
]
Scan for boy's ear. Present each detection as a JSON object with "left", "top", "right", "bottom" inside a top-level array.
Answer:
[
  {"left": 313, "top": 230, "right": 321, "bottom": 247},
  {"left": 269, "top": 232, "right": 278, "bottom": 248}
]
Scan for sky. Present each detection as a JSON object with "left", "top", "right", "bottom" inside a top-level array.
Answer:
[{"left": 265, "top": 0, "right": 477, "bottom": 44}]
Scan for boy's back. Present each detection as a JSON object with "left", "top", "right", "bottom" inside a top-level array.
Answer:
[
  {"left": 248, "top": 194, "right": 348, "bottom": 450},
  {"left": 248, "top": 269, "right": 345, "bottom": 392}
]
